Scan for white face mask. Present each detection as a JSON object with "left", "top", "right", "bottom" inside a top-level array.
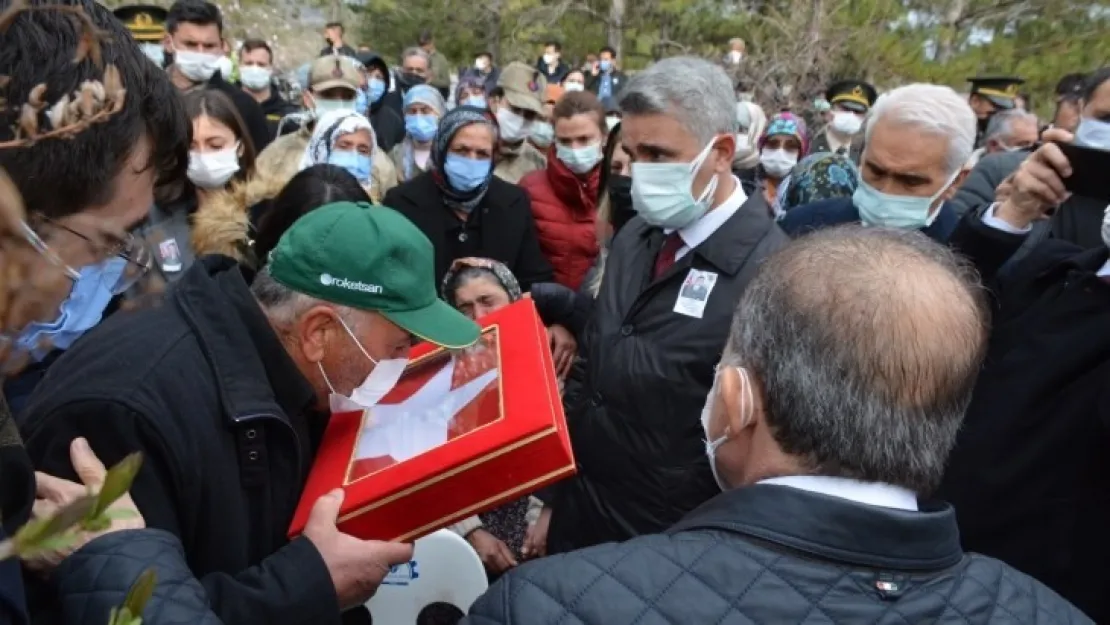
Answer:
[
  {"left": 321, "top": 316, "right": 409, "bottom": 412},
  {"left": 630, "top": 139, "right": 720, "bottom": 229},
  {"left": 564, "top": 81, "right": 584, "bottom": 93},
  {"left": 606, "top": 115, "right": 621, "bottom": 131},
  {"left": 240, "top": 65, "right": 272, "bottom": 91},
  {"left": 830, "top": 110, "right": 863, "bottom": 136},
  {"left": 174, "top": 47, "right": 221, "bottom": 83},
  {"left": 543, "top": 53, "right": 558, "bottom": 65},
  {"left": 187, "top": 146, "right": 240, "bottom": 189},
  {"left": 314, "top": 97, "right": 356, "bottom": 115},
  {"left": 760, "top": 148, "right": 798, "bottom": 178},
  {"left": 214, "top": 56, "right": 234, "bottom": 79},
  {"left": 496, "top": 107, "right": 530, "bottom": 142},
  {"left": 701, "top": 366, "right": 754, "bottom": 492},
  {"left": 139, "top": 42, "right": 164, "bottom": 66},
  {"left": 729, "top": 50, "right": 743, "bottom": 64},
  {"left": 475, "top": 58, "right": 489, "bottom": 71},
  {"left": 556, "top": 142, "right": 603, "bottom": 174}
]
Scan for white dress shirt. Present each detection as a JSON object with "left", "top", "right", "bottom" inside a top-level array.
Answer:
[
  {"left": 759, "top": 475, "right": 919, "bottom": 511},
  {"left": 664, "top": 175, "right": 748, "bottom": 260},
  {"left": 981, "top": 203, "right": 1110, "bottom": 277}
]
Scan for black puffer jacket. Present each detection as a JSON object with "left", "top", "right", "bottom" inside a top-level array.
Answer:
[
  {"left": 465, "top": 485, "right": 1092, "bottom": 625},
  {"left": 55, "top": 530, "right": 222, "bottom": 625},
  {"left": 360, "top": 52, "right": 405, "bottom": 152}
]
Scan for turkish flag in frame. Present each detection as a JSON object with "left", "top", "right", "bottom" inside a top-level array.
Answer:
[{"left": 288, "top": 298, "right": 576, "bottom": 543}]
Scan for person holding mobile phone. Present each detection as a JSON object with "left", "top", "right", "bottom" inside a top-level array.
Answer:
[{"left": 936, "top": 69, "right": 1110, "bottom": 624}]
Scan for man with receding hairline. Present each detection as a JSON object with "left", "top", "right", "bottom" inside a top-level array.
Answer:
[{"left": 463, "top": 226, "right": 1089, "bottom": 625}]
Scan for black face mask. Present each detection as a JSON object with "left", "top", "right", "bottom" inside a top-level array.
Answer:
[
  {"left": 399, "top": 73, "right": 426, "bottom": 90},
  {"left": 607, "top": 174, "right": 635, "bottom": 238}
]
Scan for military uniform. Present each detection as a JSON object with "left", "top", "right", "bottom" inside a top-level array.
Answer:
[
  {"left": 810, "top": 80, "right": 876, "bottom": 165},
  {"left": 968, "top": 76, "right": 1024, "bottom": 149},
  {"left": 113, "top": 5, "right": 168, "bottom": 67},
  {"left": 493, "top": 62, "right": 548, "bottom": 184}
]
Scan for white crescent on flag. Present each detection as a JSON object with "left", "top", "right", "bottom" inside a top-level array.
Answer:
[{"left": 354, "top": 357, "right": 500, "bottom": 464}]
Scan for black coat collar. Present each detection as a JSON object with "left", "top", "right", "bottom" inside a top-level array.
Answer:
[
  {"left": 668, "top": 484, "right": 963, "bottom": 571},
  {"left": 635, "top": 192, "right": 776, "bottom": 278},
  {"left": 170, "top": 256, "right": 315, "bottom": 426}
]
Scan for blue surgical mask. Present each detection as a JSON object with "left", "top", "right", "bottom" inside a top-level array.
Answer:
[
  {"left": 15, "top": 257, "right": 127, "bottom": 362},
  {"left": 630, "top": 139, "right": 719, "bottom": 229},
  {"left": 463, "top": 95, "right": 487, "bottom": 109},
  {"left": 405, "top": 114, "right": 439, "bottom": 142},
  {"left": 530, "top": 122, "right": 555, "bottom": 150},
  {"left": 444, "top": 154, "right": 491, "bottom": 193},
  {"left": 556, "top": 142, "right": 602, "bottom": 174},
  {"left": 599, "top": 59, "right": 612, "bottom": 72},
  {"left": 853, "top": 170, "right": 959, "bottom": 230},
  {"left": 367, "top": 77, "right": 386, "bottom": 104},
  {"left": 355, "top": 88, "right": 369, "bottom": 114},
  {"left": 1075, "top": 117, "right": 1110, "bottom": 150},
  {"left": 328, "top": 149, "right": 372, "bottom": 183}
]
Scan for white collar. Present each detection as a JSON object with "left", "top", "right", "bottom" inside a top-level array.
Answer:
[
  {"left": 758, "top": 475, "right": 919, "bottom": 511},
  {"left": 664, "top": 176, "right": 747, "bottom": 254}
]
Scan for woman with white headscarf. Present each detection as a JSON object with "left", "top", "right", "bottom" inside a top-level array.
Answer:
[
  {"left": 300, "top": 109, "right": 397, "bottom": 202},
  {"left": 732, "top": 101, "right": 768, "bottom": 196}
]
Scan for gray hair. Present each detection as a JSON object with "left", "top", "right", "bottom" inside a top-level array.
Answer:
[
  {"left": 617, "top": 56, "right": 736, "bottom": 144},
  {"left": 251, "top": 266, "right": 357, "bottom": 328},
  {"left": 865, "top": 83, "right": 977, "bottom": 176},
  {"left": 985, "top": 108, "right": 1038, "bottom": 143},
  {"left": 721, "top": 226, "right": 989, "bottom": 494},
  {"left": 401, "top": 47, "right": 430, "bottom": 67}
]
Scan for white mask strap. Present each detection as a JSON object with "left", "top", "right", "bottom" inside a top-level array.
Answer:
[
  {"left": 335, "top": 315, "right": 378, "bottom": 365},
  {"left": 317, "top": 361, "right": 336, "bottom": 394}
]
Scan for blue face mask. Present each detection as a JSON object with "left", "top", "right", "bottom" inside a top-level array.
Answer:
[
  {"left": 367, "top": 77, "right": 386, "bottom": 104},
  {"left": 853, "top": 170, "right": 959, "bottom": 230},
  {"left": 355, "top": 88, "right": 369, "bottom": 114},
  {"left": 444, "top": 154, "right": 491, "bottom": 194},
  {"left": 599, "top": 59, "right": 612, "bottom": 72},
  {"left": 329, "top": 149, "right": 372, "bottom": 183},
  {"left": 405, "top": 114, "right": 439, "bottom": 142},
  {"left": 15, "top": 257, "right": 127, "bottom": 362},
  {"left": 1075, "top": 117, "right": 1110, "bottom": 150},
  {"left": 463, "top": 95, "right": 487, "bottom": 109}
]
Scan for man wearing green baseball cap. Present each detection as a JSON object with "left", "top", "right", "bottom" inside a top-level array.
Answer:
[{"left": 21, "top": 201, "right": 478, "bottom": 625}]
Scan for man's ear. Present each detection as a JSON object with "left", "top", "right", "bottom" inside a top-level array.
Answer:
[
  {"left": 162, "top": 33, "right": 173, "bottom": 55},
  {"left": 714, "top": 134, "right": 737, "bottom": 173},
  {"left": 297, "top": 305, "right": 341, "bottom": 365}
]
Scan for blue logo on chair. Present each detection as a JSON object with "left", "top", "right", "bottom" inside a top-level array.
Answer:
[{"left": 383, "top": 560, "right": 420, "bottom": 586}]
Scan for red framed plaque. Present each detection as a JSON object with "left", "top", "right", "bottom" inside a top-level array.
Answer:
[{"left": 288, "top": 298, "right": 576, "bottom": 542}]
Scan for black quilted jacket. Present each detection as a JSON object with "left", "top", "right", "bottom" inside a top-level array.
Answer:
[
  {"left": 53, "top": 529, "right": 221, "bottom": 625},
  {"left": 464, "top": 484, "right": 1092, "bottom": 625}
]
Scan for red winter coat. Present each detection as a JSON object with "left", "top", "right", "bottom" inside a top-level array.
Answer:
[{"left": 519, "top": 154, "right": 600, "bottom": 291}]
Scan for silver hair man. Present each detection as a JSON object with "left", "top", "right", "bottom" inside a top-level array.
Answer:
[
  {"left": 984, "top": 109, "right": 1039, "bottom": 150},
  {"left": 719, "top": 226, "right": 988, "bottom": 493},
  {"left": 865, "top": 83, "right": 978, "bottom": 176},
  {"left": 617, "top": 56, "right": 737, "bottom": 144}
]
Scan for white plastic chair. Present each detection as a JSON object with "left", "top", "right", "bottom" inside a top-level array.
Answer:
[{"left": 366, "top": 529, "right": 488, "bottom": 623}]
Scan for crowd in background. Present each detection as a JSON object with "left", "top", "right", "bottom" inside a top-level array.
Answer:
[{"left": 1, "top": 0, "right": 1110, "bottom": 624}]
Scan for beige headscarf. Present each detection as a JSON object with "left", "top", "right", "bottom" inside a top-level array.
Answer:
[{"left": 733, "top": 101, "right": 768, "bottom": 170}]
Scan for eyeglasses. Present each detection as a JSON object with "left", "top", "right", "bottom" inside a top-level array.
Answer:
[{"left": 20, "top": 217, "right": 153, "bottom": 295}]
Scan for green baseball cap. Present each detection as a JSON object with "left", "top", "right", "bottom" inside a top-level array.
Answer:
[{"left": 268, "top": 202, "right": 480, "bottom": 349}]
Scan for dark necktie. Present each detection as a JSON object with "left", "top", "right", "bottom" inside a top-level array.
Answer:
[{"left": 653, "top": 232, "right": 685, "bottom": 280}]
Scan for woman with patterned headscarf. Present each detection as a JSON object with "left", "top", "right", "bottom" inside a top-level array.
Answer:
[
  {"left": 752, "top": 111, "right": 809, "bottom": 209},
  {"left": 382, "top": 106, "right": 553, "bottom": 290},
  {"left": 776, "top": 152, "right": 861, "bottom": 215},
  {"left": 299, "top": 109, "right": 397, "bottom": 202},
  {"left": 390, "top": 84, "right": 447, "bottom": 183}
]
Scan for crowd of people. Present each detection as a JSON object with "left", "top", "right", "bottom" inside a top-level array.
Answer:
[{"left": 0, "top": 0, "right": 1109, "bottom": 623}]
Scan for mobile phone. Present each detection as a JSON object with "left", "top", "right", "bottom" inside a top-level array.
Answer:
[{"left": 1054, "top": 141, "right": 1110, "bottom": 203}]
